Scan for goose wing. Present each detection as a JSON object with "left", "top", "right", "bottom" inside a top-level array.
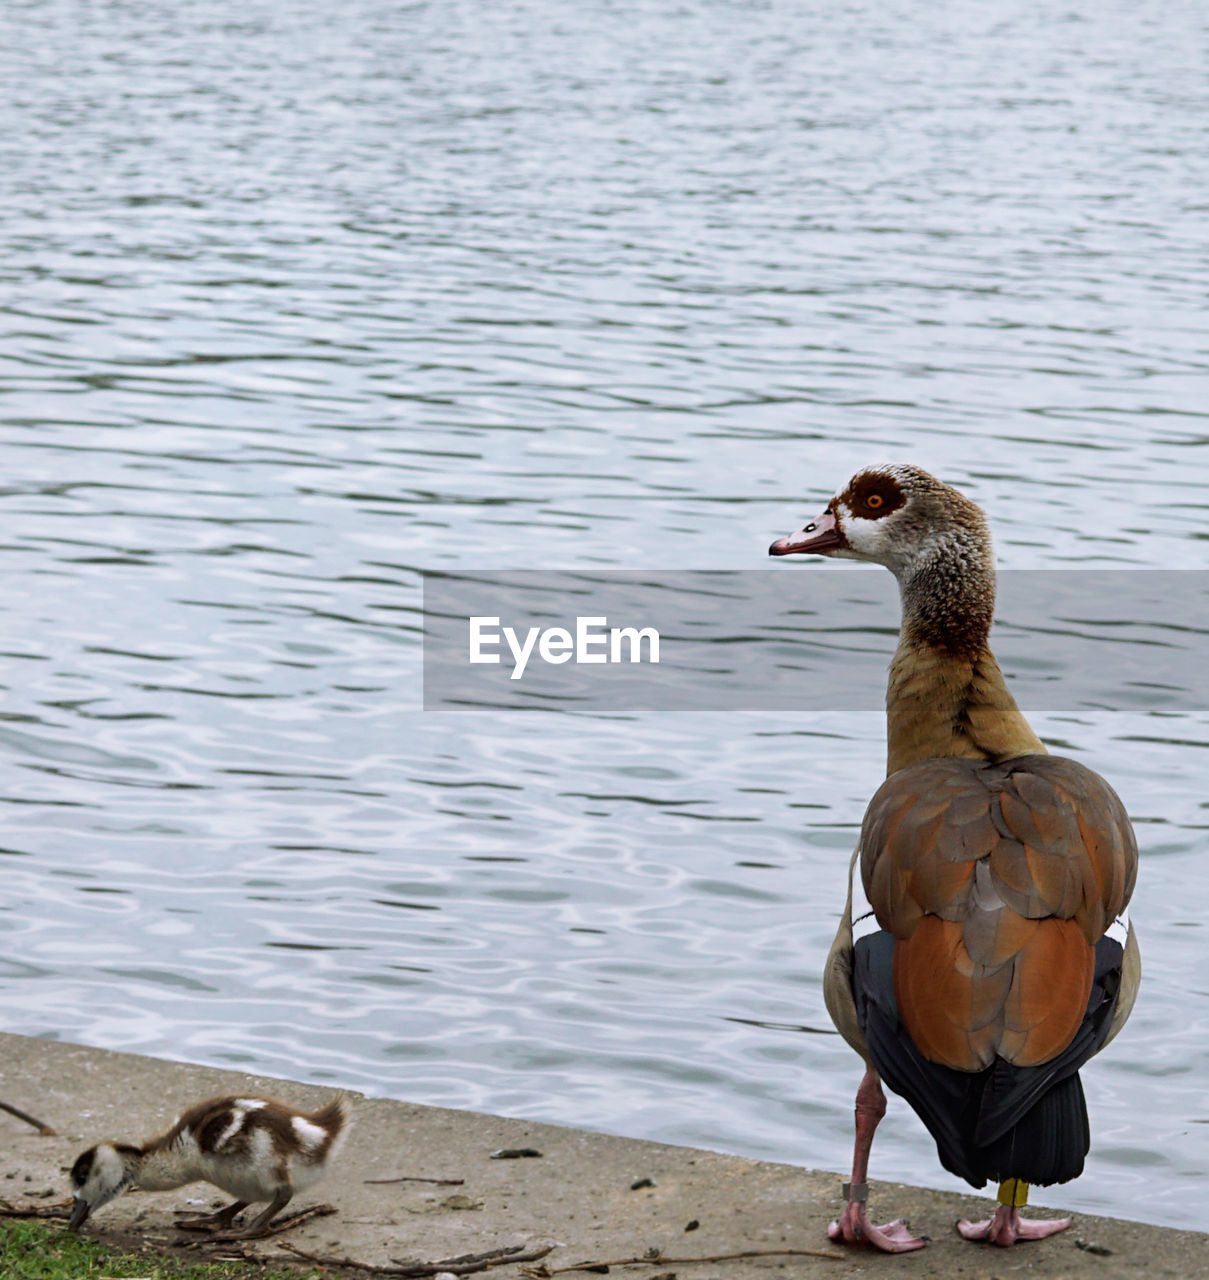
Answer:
[{"left": 860, "top": 754, "right": 1136, "bottom": 1073}]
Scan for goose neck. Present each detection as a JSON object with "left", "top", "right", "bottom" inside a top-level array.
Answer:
[
  {"left": 885, "top": 550, "right": 1045, "bottom": 774},
  {"left": 896, "top": 541, "right": 995, "bottom": 661}
]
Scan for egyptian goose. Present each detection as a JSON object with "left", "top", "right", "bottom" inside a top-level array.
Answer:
[
  {"left": 769, "top": 464, "right": 1139, "bottom": 1251},
  {"left": 68, "top": 1093, "right": 351, "bottom": 1239}
]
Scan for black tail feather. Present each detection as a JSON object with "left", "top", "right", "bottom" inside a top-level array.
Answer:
[
  {"left": 853, "top": 930, "right": 1123, "bottom": 1188},
  {"left": 977, "top": 1072, "right": 1090, "bottom": 1186}
]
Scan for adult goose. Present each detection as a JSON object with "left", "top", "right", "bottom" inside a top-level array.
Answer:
[{"left": 769, "top": 464, "right": 1139, "bottom": 1251}]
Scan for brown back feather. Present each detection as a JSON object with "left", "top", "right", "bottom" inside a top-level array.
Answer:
[{"left": 862, "top": 754, "right": 1136, "bottom": 1071}]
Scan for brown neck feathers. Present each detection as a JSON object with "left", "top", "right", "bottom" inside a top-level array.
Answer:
[
  {"left": 886, "top": 551, "right": 1044, "bottom": 775},
  {"left": 885, "top": 643, "right": 1046, "bottom": 775}
]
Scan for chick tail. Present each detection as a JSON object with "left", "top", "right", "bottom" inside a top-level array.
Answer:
[{"left": 307, "top": 1093, "right": 352, "bottom": 1148}]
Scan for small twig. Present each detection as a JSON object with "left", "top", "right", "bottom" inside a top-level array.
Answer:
[
  {"left": 0, "top": 1200, "right": 70, "bottom": 1221},
  {"left": 391, "top": 1249, "right": 532, "bottom": 1269},
  {"left": 277, "top": 1245, "right": 388, "bottom": 1273},
  {"left": 392, "top": 1246, "right": 535, "bottom": 1269},
  {"left": 364, "top": 1176, "right": 465, "bottom": 1186},
  {"left": 0, "top": 1100, "right": 56, "bottom": 1136},
  {"left": 182, "top": 1203, "right": 337, "bottom": 1249},
  {"left": 0, "top": 1198, "right": 66, "bottom": 1218},
  {"left": 520, "top": 1246, "right": 846, "bottom": 1275},
  {"left": 280, "top": 1241, "right": 555, "bottom": 1277},
  {"left": 252, "top": 1203, "right": 338, "bottom": 1237}
]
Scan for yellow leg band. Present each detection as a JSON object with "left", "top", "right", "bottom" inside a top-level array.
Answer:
[{"left": 997, "top": 1178, "right": 1029, "bottom": 1208}]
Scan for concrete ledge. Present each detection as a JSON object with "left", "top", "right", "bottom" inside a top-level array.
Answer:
[{"left": 0, "top": 1032, "right": 1202, "bottom": 1277}]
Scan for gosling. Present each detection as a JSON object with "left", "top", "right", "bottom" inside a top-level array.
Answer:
[{"left": 69, "top": 1093, "right": 350, "bottom": 1239}]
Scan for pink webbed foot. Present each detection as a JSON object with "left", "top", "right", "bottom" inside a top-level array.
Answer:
[
  {"left": 957, "top": 1203, "right": 1072, "bottom": 1246},
  {"left": 829, "top": 1198, "right": 927, "bottom": 1253}
]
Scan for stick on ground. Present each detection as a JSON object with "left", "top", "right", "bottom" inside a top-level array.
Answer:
[
  {"left": 0, "top": 1101, "right": 56, "bottom": 1136},
  {"left": 518, "top": 1245, "right": 846, "bottom": 1274},
  {"left": 280, "top": 1241, "right": 555, "bottom": 1276},
  {"left": 363, "top": 1176, "right": 465, "bottom": 1186},
  {"left": 0, "top": 1198, "right": 74, "bottom": 1221}
]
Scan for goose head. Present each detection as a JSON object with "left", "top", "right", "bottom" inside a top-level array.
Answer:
[
  {"left": 68, "top": 1142, "right": 141, "bottom": 1229},
  {"left": 769, "top": 464, "right": 997, "bottom": 658},
  {"left": 768, "top": 463, "right": 991, "bottom": 581}
]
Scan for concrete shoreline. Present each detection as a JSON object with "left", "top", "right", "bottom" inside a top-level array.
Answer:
[{"left": 1, "top": 1032, "right": 1203, "bottom": 1278}]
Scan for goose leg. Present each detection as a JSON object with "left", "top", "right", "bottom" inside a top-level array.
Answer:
[{"left": 828, "top": 1068, "right": 926, "bottom": 1253}]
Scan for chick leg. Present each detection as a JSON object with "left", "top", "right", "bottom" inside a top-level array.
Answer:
[
  {"left": 174, "top": 1200, "right": 248, "bottom": 1231},
  {"left": 215, "top": 1189, "right": 293, "bottom": 1241}
]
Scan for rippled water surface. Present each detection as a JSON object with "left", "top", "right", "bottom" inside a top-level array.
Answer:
[{"left": 2, "top": 0, "right": 1208, "bottom": 1230}]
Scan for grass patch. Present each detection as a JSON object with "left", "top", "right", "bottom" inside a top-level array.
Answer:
[{"left": 0, "top": 1219, "right": 319, "bottom": 1280}]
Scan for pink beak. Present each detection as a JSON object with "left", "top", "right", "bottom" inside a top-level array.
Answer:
[{"left": 768, "top": 509, "right": 844, "bottom": 556}]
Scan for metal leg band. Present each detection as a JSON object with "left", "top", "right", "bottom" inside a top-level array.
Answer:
[{"left": 842, "top": 1181, "right": 869, "bottom": 1203}]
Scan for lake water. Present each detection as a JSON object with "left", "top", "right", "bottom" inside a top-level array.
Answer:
[{"left": 2, "top": 0, "right": 1207, "bottom": 1231}]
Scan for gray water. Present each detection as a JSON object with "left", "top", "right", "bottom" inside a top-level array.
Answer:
[{"left": 2, "top": 0, "right": 1208, "bottom": 1231}]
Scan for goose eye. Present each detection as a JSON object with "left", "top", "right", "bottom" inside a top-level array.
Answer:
[{"left": 866, "top": 493, "right": 885, "bottom": 510}]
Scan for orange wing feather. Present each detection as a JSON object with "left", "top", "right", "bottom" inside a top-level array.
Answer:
[
  {"left": 861, "top": 754, "right": 1135, "bottom": 1073},
  {"left": 1000, "top": 918, "right": 1093, "bottom": 1066}
]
